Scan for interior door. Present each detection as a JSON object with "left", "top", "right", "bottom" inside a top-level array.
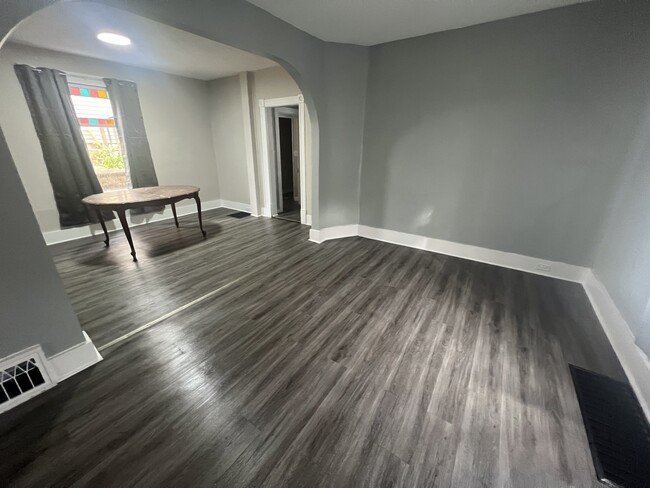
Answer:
[
  {"left": 273, "top": 111, "right": 284, "bottom": 214},
  {"left": 291, "top": 117, "right": 300, "bottom": 201},
  {"left": 278, "top": 117, "right": 294, "bottom": 208},
  {"left": 273, "top": 106, "right": 299, "bottom": 214}
]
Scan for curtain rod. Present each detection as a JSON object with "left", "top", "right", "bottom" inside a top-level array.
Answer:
[
  {"left": 20, "top": 66, "right": 103, "bottom": 82},
  {"left": 19, "top": 64, "right": 136, "bottom": 86},
  {"left": 65, "top": 71, "right": 136, "bottom": 86}
]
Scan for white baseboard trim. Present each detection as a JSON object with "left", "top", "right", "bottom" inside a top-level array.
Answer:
[
  {"left": 583, "top": 271, "right": 650, "bottom": 420},
  {"left": 309, "top": 224, "right": 359, "bottom": 244},
  {"left": 310, "top": 224, "right": 587, "bottom": 282},
  {"left": 43, "top": 199, "right": 231, "bottom": 246},
  {"left": 47, "top": 331, "right": 103, "bottom": 382},
  {"left": 358, "top": 225, "right": 588, "bottom": 282},
  {"left": 305, "top": 214, "right": 312, "bottom": 226},
  {"left": 218, "top": 199, "right": 251, "bottom": 213}
]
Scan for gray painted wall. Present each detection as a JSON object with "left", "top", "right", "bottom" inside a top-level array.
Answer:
[
  {"left": 587, "top": 0, "right": 650, "bottom": 359},
  {"left": 0, "top": 0, "right": 368, "bottom": 359},
  {"left": 0, "top": 42, "right": 222, "bottom": 234},
  {"left": 208, "top": 75, "right": 250, "bottom": 205},
  {"left": 593, "top": 102, "right": 650, "bottom": 357},
  {"left": 317, "top": 45, "right": 368, "bottom": 227},
  {"left": 360, "top": 0, "right": 650, "bottom": 267},
  {"left": 0, "top": 130, "right": 85, "bottom": 358}
]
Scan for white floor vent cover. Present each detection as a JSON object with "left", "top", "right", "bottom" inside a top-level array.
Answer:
[{"left": 0, "top": 346, "right": 54, "bottom": 414}]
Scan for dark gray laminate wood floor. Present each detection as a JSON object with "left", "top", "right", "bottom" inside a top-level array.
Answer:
[
  {"left": 1, "top": 209, "right": 625, "bottom": 487},
  {"left": 276, "top": 208, "right": 301, "bottom": 223}
]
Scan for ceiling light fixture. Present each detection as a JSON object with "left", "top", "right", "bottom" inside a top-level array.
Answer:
[{"left": 97, "top": 32, "right": 131, "bottom": 46}]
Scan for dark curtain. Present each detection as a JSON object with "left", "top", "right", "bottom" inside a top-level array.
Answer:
[
  {"left": 14, "top": 64, "right": 113, "bottom": 227},
  {"left": 104, "top": 78, "right": 162, "bottom": 214}
]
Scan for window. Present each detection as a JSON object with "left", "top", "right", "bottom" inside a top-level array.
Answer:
[{"left": 68, "top": 80, "right": 129, "bottom": 191}]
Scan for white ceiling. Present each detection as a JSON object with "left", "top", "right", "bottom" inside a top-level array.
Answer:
[
  {"left": 9, "top": 3, "right": 276, "bottom": 81},
  {"left": 245, "top": 0, "right": 591, "bottom": 46}
]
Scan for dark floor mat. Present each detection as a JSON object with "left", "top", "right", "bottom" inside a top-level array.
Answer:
[
  {"left": 570, "top": 365, "right": 650, "bottom": 487},
  {"left": 227, "top": 212, "right": 251, "bottom": 219}
]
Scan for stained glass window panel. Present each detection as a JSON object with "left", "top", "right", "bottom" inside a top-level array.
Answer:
[{"left": 69, "top": 81, "right": 128, "bottom": 191}]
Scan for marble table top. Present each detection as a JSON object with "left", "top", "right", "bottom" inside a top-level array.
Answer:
[{"left": 82, "top": 185, "right": 200, "bottom": 206}]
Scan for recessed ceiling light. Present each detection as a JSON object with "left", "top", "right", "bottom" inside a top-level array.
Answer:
[{"left": 97, "top": 32, "right": 131, "bottom": 46}]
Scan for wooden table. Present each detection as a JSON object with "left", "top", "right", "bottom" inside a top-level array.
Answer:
[{"left": 82, "top": 185, "right": 206, "bottom": 262}]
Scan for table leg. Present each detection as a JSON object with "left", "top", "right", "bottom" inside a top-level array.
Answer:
[
  {"left": 171, "top": 202, "right": 179, "bottom": 228},
  {"left": 96, "top": 208, "right": 109, "bottom": 247},
  {"left": 117, "top": 210, "right": 137, "bottom": 262},
  {"left": 193, "top": 194, "right": 207, "bottom": 238}
]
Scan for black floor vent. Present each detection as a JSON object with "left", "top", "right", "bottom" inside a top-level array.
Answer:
[
  {"left": 227, "top": 212, "right": 250, "bottom": 219},
  {"left": 570, "top": 365, "right": 650, "bottom": 487}
]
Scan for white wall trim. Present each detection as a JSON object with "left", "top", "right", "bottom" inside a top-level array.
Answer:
[
  {"left": 43, "top": 199, "right": 223, "bottom": 246},
  {"left": 217, "top": 199, "right": 251, "bottom": 213},
  {"left": 311, "top": 224, "right": 587, "bottom": 282},
  {"left": 309, "top": 224, "right": 359, "bottom": 244},
  {"left": 260, "top": 95, "right": 304, "bottom": 108},
  {"left": 298, "top": 99, "right": 307, "bottom": 225},
  {"left": 305, "top": 214, "right": 312, "bottom": 226},
  {"left": 583, "top": 271, "right": 650, "bottom": 420},
  {"left": 48, "top": 331, "right": 102, "bottom": 382},
  {"left": 358, "top": 225, "right": 589, "bottom": 282}
]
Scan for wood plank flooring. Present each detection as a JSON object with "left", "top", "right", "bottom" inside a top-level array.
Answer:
[{"left": 0, "top": 209, "right": 626, "bottom": 486}]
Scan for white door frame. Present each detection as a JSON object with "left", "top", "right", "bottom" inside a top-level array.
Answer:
[{"left": 258, "top": 95, "right": 307, "bottom": 224}]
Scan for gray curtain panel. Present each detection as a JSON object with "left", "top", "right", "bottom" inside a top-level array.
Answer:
[
  {"left": 14, "top": 64, "right": 113, "bottom": 227},
  {"left": 104, "top": 78, "right": 162, "bottom": 214}
]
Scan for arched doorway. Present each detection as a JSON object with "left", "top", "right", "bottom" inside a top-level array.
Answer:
[
  {"left": 0, "top": 0, "right": 368, "bottom": 413},
  {"left": 0, "top": 0, "right": 324, "bottom": 356}
]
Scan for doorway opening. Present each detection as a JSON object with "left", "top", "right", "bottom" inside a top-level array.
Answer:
[
  {"left": 259, "top": 95, "right": 308, "bottom": 225},
  {"left": 274, "top": 106, "right": 300, "bottom": 223},
  {"left": 1, "top": 1, "right": 315, "bottom": 352}
]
